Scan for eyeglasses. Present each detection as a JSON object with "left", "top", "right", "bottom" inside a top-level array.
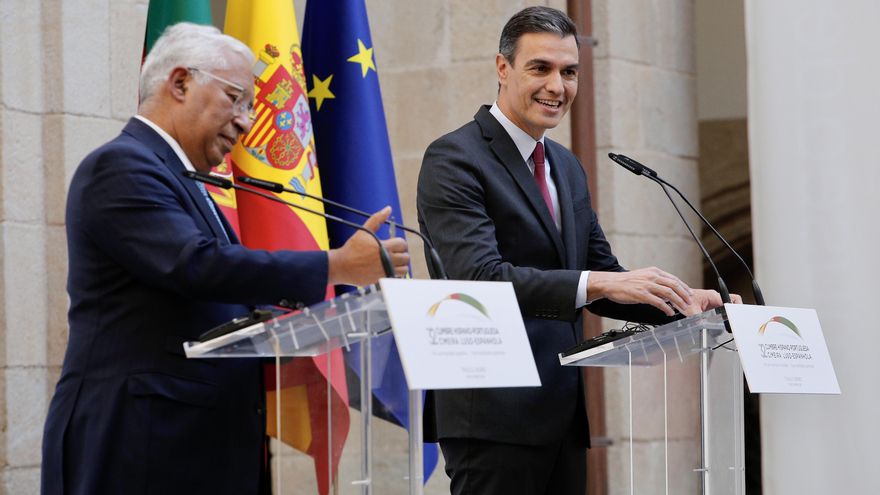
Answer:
[{"left": 188, "top": 67, "right": 256, "bottom": 122}]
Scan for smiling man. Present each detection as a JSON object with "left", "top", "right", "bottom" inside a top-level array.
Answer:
[
  {"left": 417, "top": 6, "right": 724, "bottom": 494},
  {"left": 41, "top": 23, "right": 408, "bottom": 495}
]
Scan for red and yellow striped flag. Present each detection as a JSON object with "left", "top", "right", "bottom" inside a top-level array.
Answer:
[{"left": 224, "top": 1, "right": 349, "bottom": 493}]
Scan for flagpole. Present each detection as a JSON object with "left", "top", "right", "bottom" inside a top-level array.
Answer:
[
  {"left": 407, "top": 389, "right": 424, "bottom": 495},
  {"left": 359, "top": 329, "right": 373, "bottom": 494}
]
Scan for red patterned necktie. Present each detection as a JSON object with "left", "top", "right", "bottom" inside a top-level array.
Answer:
[{"left": 531, "top": 141, "right": 555, "bottom": 221}]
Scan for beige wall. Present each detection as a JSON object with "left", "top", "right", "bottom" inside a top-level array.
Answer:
[
  {"left": 696, "top": 0, "right": 747, "bottom": 120},
  {"left": 748, "top": 1, "right": 880, "bottom": 492},
  {"left": 1, "top": 0, "right": 150, "bottom": 490},
  {"left": 0, "top": 0, "right": 703, "bottom": 493}
]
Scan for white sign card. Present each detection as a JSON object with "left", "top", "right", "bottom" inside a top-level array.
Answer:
[
  {"left": 725, "top": 304, "right": 840, "bottom": 394},
  {"left": 379, "top": 278, "right": 540, "bottom": 390}
]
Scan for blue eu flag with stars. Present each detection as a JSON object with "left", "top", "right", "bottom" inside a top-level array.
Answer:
[{"left": 302, "top": 0, "right": 439, "bottom": 481}]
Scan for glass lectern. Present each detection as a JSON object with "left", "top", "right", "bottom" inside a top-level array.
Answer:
[
  {"left": 183, "top": 285, "right": 421, "bottom": 494},
  {"left": 561, "top": 308, "right": 746, "bottom": 494}
]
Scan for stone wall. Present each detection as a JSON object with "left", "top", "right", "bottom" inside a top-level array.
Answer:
[
  {"left": 592, "top": 0, "right": 703, "bottom": 492},
  {"left": 0, "top": 0, "right": 149, "bottom": 491}
]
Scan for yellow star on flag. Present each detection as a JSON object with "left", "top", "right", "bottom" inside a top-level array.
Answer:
[
  {"left": 347, "top": 39, "right": 376, "bottom": 78},
  {"left": 307, "top": 74, "right": 335, "bottom": 111}
]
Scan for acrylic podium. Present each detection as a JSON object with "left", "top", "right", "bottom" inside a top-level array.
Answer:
[
  {"left": 560, "top": 308, "right": 745, "bottom": 494},
  {"left": 182, "top": 285, "right": 418, "bottom": 495}
]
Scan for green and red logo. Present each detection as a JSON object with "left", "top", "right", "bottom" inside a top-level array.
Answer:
[
  {"left": 758, "top": 316, "right": 802, "bottom": 339},
  {"left": 426, "top": 293, "right": 490, "bottom": 319}
]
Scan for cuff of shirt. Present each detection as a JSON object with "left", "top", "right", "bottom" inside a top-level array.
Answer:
[{"left": 576, "top": 270, "right": 591, "bottom": 308}]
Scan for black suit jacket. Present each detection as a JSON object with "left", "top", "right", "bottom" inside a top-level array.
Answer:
[
  {"left": 42, "top": 118, "right": 328, "bottom": 495},
  {"left": 417, "top": 106, "right": 668, "bottom": 447}
]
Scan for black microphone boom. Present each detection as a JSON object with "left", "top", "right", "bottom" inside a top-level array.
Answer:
[
  {"left": 237, "top": 175, "right": 448, "bottom": 280},
  {"left": 609, "top": 152, "right": 765, "bottom": 305},
  {"left": 183, "top": 171, "right": 396, "bottom": 279},
  {"left": 609, "top": 152, "right": 730, "bottom": 304}
]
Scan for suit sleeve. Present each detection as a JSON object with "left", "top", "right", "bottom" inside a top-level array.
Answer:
[
  {"left": 418, "top": 135, "right": 582, "bottom": 322},
  {"left": 72, "top": 143, "right": 328, "bottom": 307}
]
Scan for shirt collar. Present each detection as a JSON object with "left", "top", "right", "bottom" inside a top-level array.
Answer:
[
  {"left": 134, "top": 115, "right": 196, "bottom": 173},
  {"left": 489, "top": 102, "right": 545, "bottom": 164}
]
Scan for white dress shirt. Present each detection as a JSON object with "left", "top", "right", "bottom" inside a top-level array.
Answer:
[
  {"left": 135, "top": 115, "right": 197, "bottom": 173},
  {"left": 488, "top": 103, "right": 591, "bottom": 308}
]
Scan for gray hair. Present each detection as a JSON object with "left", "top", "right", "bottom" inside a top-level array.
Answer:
[
  {"left": 139, "top": 22, "right": 254, "bottom": 101},
  {"left": 499, "top": 6, "right": 579, "bottom": 65}
]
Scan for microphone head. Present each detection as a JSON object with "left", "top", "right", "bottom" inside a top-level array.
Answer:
[
  {"left": 237, "top": 176, "right": 285, "bottom": 193},
  {"left": 618, "top": 154, "right": 660, "bottom": 178},
  {"left": 608, "top": 153, "right": 643, "bottom": 176},
  {"left": 183, "top": 170, "right": 233, "bottom": 189}
]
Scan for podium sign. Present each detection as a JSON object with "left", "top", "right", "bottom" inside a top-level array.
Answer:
[
  {"left": 725, "top": 304, "right": 840, "bottom": 394},
  {"left": 380, "top": 278, "right": 540, "bottom": 390}
]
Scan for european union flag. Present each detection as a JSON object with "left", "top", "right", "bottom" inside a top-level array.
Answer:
[{"left": 302, "top": 0, "right": 439, "bottom": 481}]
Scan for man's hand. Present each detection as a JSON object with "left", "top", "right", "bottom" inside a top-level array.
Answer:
[
  {"left": 588, "top": 267, "right": 694, "bottom": 317},
  {"left": 679, "top": 289, "right": 743, "bottom": 316},
  {"left": 327, "top": 206, "right": 410, "bottom": 286}
]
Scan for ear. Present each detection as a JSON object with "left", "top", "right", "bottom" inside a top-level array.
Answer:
[
  {"left": 167, "top": 67, "right": 191, "bottom": 102},
  {"left": 495, "top": 53, "right": 509, "bottom": 86}
]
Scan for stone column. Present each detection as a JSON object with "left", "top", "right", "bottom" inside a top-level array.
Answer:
[
  {"left": 2, "top": 1, "right": 53, "bottom": 489},
  {"left": 592, "top": 0, "right": 703, "bottom": 493},
  {"left": 0, "top": 0, "right": 146, "bottom": 491}
]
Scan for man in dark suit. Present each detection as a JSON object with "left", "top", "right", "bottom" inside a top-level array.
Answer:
[
  {"left": 417, "top": 7, "right": 727, "bottom": 494},
  {"left": 41, "top": 23, "right": 408, "bottom": 495}
]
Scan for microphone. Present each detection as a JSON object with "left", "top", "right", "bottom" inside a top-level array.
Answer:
[
  {"left": 608, "top": 152, "right": 730, "bottom": 304},
  {"left": 237, "top": 175, "right": 448, "bottom": 280},
  {"left": 609, "top": 152, "right": 658, "bottom": 178},
  {"left": 609, "top": 153, "right": 766, "bottom": 305},
  {"left": 183, "top": 171, "right": 397, "bottom": 279}
]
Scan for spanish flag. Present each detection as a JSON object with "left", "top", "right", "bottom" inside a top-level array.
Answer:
[{"left": 224, "top": 1, "right": 350, "bottom": 494}]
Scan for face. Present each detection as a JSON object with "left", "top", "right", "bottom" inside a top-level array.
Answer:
[
  {"left": 175, "top": 52, "right": 254, "bottom": 172},
  {"left": 496, "top": 32, "right": 579, "bottom": 140}
]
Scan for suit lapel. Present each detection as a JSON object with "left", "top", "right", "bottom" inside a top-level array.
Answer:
[
  {"left": 546, "top": 142, "right": 578, "bottom": 270},
  {"left": 123, "top": 119, "right": 237, "bottom": 245},
  {"left": 167, "top": 150, "right": 236, "bottom": 246},
  {"left": 475, "top": 107, "right": 565, "bottom": 264}
]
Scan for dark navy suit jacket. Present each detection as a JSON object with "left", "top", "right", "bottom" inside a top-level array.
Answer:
[
  {"left": 42, "top": 118, "right": 328, "bottom": 494},
  {"left": 417, "top": 106, "right": 669, "bottom": 447}
]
